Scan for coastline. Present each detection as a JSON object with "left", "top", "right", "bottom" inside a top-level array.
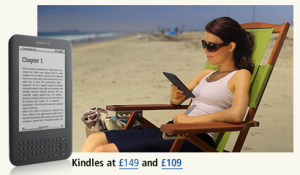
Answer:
[{"left": 71, "top": 32, "right": 137, "bottom": 46}]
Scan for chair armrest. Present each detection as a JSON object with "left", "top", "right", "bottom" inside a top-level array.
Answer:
[
  {"left": 106, "top": 104, "right": 189, "bottom": 111},
  {"left": 160, "top": 120, "right": 259, "bottom": 135}
]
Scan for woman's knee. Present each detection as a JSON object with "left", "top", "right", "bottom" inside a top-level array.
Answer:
[
  {"left": 94, "top": 144, "right": 119, "bottom": 152},
  {"left": 86, "top": 132, "right": 106, "bottom": 143},
  {"left": 94, "top": 145, "right": 106, "bottom": 152},
  {"left": 81, "top": 132, "right": 108, "bottom": 152}
]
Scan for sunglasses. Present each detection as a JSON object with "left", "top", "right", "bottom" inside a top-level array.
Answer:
[{"left": 201, "top": 40, "right": 229, "bottom": 52}]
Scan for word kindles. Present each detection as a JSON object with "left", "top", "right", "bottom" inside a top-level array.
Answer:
[{"left": 72, "top": 158, "right": 104, "bottom": 167}]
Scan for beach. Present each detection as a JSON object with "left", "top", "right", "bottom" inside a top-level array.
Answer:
[{"left": 72, "top": 28, "right": 293, "bottom": 152}]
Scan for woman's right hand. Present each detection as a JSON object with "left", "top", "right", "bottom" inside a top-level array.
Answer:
[{"left": 170, "top": 84, "right": 186, "bottom": 101}]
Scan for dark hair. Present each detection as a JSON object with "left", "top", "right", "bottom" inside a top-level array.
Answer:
[{"left": 205, "top": 17, "right": 255, "bottom": 74}]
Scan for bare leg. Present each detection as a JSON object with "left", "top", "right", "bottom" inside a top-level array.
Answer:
[
  {"left": 94, "top": 143, "right": 119, "bottom": 152},
  {"left": 81, "top": 132, "right": 110, "bottom": 152}
]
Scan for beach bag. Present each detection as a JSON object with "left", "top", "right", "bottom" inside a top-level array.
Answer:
[
  {"left": 81, "top": 107, "right": 141, "bottom": 132},
  {"left": 81, "top": 107, "right": 108, "bottom": 131}
]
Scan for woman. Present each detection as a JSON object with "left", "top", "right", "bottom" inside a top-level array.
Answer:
[{"left": 81, "top": 17, "right": 255, "bottom": 152}]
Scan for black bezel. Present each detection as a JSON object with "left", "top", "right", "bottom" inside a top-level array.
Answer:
[
  {"left": 163, "top": 72, "right": 196, "bottom": 98},
  {"left": 9, "top": 35, "right": 72, "bottom": 166}
]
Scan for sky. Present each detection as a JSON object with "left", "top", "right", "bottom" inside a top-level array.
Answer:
[{"left": 38, "top": 5, "right": 293, "bottom": 32}]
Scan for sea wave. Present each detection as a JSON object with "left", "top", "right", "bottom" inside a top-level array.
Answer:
[
  {"left": 38, "top": 31, "right": 133, "bottom": 44},
  {"left": 40, "top": 32, "right": 116, "bottom": 42}
]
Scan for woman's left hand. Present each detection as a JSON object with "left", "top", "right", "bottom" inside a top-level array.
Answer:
[{"left": 173, "top": 113, "right": 194, "bottom": 124}]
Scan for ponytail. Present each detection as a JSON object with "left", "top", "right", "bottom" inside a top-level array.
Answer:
[{"left": 234, "top": 29, "right": 255, "bottom": 74}]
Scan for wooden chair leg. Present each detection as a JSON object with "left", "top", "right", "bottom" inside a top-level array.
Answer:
[
  {"left": 124, "top": 112, "right": 138, "bottom": 130},
  {"left": 170, "top": 138, "right": 185, "bottom": 152},
  {"left": 232, "top": 108, "right": 257, "bottom": 152},
  {"left": 137, "top": 117, "right": 158, "bottom": 129},
  {"left": 123, "top": 111, "right": 158, "bottom": 130},
  {"left": 232, "top": 128, "right": 250, "bottom": 152},
  {"left": 184, "top": 134, "right": 218, "bottom": 152}
]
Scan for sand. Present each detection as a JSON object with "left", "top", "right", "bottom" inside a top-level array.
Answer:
[{"left": 72, "top": 27, "right": 293, "bottom": 152}]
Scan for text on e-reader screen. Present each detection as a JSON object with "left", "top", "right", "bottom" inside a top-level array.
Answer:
[{"left": 19, "top": 46, "right": 65, "bottom": 132}]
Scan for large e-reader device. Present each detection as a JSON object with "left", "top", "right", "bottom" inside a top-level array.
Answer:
[
  {"left": 9, "top": 35, "right": 72, "bottom": 166},
  {"left": 163, "top": 72, "right": 196, "bottom": 98}
]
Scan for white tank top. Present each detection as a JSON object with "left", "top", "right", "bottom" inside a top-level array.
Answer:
[{"left": 185, "top": 70, "right": 238, "bottom": 141}]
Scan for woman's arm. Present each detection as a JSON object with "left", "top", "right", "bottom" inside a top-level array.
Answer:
[
  {"left": 173, "top": 69, "right": 251, "bottom": 124},
  {"left": 170, "top": 69, "right": 215, "bottom": 105}
]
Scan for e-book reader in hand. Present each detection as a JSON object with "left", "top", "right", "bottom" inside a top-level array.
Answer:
[
  {"left": 9, "top": 35, "right": 72, "bottom": 166},
  {"left": 163, "top": 72, "right": 196, "bottom": 98}
]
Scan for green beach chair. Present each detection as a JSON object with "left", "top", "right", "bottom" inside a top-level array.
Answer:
[{"left": 106, "top": 22, "right": 290, "bottom": 152}]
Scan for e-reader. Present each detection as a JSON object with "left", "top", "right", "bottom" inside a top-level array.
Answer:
[
  {"left": 9, "top": 35, "right": 72, "bottom": 166},
  {"left": 163, "top": 72, "right": 196, "bottom": 98}
]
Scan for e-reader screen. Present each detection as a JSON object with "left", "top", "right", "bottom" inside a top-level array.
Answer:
[{"left": 19, "top": 46, "right": 65, "bottom": 132}]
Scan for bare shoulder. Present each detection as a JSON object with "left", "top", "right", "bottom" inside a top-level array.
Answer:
[
  {"left": 234, "top": 69, "right": 251, "bottom": 80},
  {"left": 186, "top": 69, "right": 215, "bottom": 91},
  {"left": 232, "top": 69, "right": 252, "bottom": 90},
  {"left": 202, "top": 69, "right": 216, "bottom": 75},
  {"left": 194, "top": 69, "right": 215, "bottom": 81}
]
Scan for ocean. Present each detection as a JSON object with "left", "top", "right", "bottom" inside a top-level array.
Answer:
[{"left": 38, "top": 31, "right": 134, "bottom": 45}]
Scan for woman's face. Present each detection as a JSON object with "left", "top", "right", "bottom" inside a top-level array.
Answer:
[{"left": 203, "top": 31, "right": 232, "bottom": 65}]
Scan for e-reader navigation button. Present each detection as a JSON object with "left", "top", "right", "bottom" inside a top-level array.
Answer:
[
  {"left": 53, "top": 153, "right": 59, "bottom": 157},
  {"left": 28, "top": 155, "right": 48, "bottom": 161},
  {"left": 60, "top": 143, "right": 67, "bottom": 151},
  {"left": 61, "top": 152, "right": 66, "bottom": 156},
  {"left": 61, "top": 137, "right": 67, "bottom": 141}
]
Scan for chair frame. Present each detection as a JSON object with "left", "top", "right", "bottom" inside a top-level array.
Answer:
[{"left": 106, "top": 22, "right": 290, "bottom": 152}]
